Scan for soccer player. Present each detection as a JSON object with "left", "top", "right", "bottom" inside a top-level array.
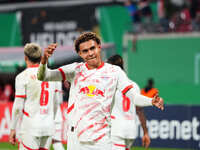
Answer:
[
  {"left": 107, "top": 54, "right": 150, "bottom": 150},
  {"left": 9, "top": 43, "right": 60, "bottom": 150},
  {"left": 37, "top": 32, "right": 164, "bottom": 150}
]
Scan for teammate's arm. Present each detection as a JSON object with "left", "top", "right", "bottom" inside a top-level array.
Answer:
[
  {"left": 136, "top": 107, "right": 151, "bottom": 149},
  {"left": 117, "top": 66, "right": 164, "bottom": 110},
  {"left": 10, "top": 98, "right": 24, "bottom": 145},
  {"left": 10, "top": 76, "right": 25, "bottom": 145}
]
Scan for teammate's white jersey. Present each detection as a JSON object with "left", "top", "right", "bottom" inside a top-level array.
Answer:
[
  {"left": 11, "top": 66, "right": 60, "bottom": 137},
  {"left": 111, "top": 80, "right": 140, "bottom": 139},
  {"left": 38, "top": 62, "right": 133, "bottom": 142}
]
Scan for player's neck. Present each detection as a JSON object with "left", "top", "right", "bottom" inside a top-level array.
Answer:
[
  {"left": 86, "top": 61, "right": 104, "bottom": 70},
  {"left": 26, "top": 61, "right": 39, "bottom": 68}
]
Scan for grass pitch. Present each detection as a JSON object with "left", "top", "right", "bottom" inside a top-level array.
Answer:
[{"left": 0, "top": 142, "right": 194, "bottom": 150}]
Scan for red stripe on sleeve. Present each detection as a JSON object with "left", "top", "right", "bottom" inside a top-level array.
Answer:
[
  {"left": 122, "top": 85, "right": 133, "bottom": 95},
  {"left": 58, "top": 68, "right": 66, "bottom": 81},
  {"left": 15, "top": 95, "right": 26, "bottom": 98}
]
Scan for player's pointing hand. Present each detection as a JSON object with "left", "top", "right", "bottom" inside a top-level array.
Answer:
[
  {"left": 152, "top": 94, "right": 164, "bottom": 110},
  {"left": 41, "top": 43, "right": 57, "bottom": 64}
]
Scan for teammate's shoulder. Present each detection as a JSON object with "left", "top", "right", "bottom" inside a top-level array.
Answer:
[
  {"left": 15, "top": 69, "right": 27, "bottom": 79},
  {"left": 105, "top": 63, "right": 121, "bottom": 70}
]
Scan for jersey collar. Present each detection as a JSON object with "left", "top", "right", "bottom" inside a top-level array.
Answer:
[
  {"left": 85, "top": 62, "right": 104, "bottom": 70},
  {"left": 27, "top": 64, "right": 39, "bottom": 68}
]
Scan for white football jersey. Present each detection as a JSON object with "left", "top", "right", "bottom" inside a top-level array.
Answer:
[
  {"left": 111, "top": 81, "right": 140, "bottom": 139},
  {"left": 14, "top": 66, "right": 60, "bottom": 137},
  {"left": 39, "top": 62, "right": 132, "bottom": 142}
]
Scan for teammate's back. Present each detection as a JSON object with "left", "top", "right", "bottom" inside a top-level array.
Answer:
[
  {"left": 16, "top": 66, "right": 58, "bottom": 136},
  {"left": 10, "top": 43, "right": 61, "bottom": 150}
]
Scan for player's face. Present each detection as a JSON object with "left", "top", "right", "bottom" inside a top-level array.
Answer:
[{"left": 78, "top": 40, "right": 102, "bottom": 69}]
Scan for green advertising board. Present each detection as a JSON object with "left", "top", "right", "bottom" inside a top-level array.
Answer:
[
  {"left": 0, "top": 12, "right": 22, "bottom": 47},
  {"left": 98, "top": 5, "right": 132, "bottom": 55},
  {"left": 124, "top": 33, "right": 200, "bottom": 105}
]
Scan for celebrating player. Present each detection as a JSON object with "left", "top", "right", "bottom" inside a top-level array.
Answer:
[{"left": 37, "top": 32, "right": 164, "bottom": 150}]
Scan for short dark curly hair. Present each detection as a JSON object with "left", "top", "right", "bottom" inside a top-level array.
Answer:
[{"left": 74, "top": 32, "right": 101, "bottom": 53}]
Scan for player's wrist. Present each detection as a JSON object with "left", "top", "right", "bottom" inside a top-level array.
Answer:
[
  {"left": 143, "top": 129, "right": 148, "bottom": 135},
  {"left": 41, "top": 55, "right": 48, "bottom": 64}
]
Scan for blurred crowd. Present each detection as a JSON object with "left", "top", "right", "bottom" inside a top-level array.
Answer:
[
  {"left": 0, "top": 83, "right": 14, "bottom": 102},
  {"left": 125, "top": 0, "right": 200, "bottom": 33},
  {"left": 1, "top": 0, "right": 199, "bottom": 33}
]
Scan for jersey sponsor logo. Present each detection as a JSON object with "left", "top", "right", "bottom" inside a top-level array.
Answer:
[{"left": 79, "top": 85, "right": 104, "bottom": 97}]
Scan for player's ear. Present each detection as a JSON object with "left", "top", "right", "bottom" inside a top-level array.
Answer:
[
  {"left": 24, "top": 55, "right": 28, "bottom": 61},
  {"left": 78, "top": 50, "right": 81, "bottom": 56},
  {"left": 78, "top": 51, "right": 84, "bottom": 59}
]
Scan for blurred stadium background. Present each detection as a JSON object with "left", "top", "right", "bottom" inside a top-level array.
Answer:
[{"left": 0, "top": 0, "right": 199, "bottom": 149}]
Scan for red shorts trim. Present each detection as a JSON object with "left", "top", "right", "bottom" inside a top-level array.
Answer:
[{"left": 22, "top": 142, "right": 38, "bottom": 150}]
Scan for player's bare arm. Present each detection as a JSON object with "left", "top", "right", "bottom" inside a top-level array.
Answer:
[
  {"left": 136, "top": 107, "right": 151, "bottom": 149},
  {"left": 152, "top": 94, "right": 164, "bottom": 110},
  {"left": 41, "top": 43, "right": 57, "bottom": 64}
]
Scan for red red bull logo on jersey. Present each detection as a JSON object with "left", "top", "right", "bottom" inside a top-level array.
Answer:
[{"left": 79, "top": 85, "right": 104, "bottom": 97}]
